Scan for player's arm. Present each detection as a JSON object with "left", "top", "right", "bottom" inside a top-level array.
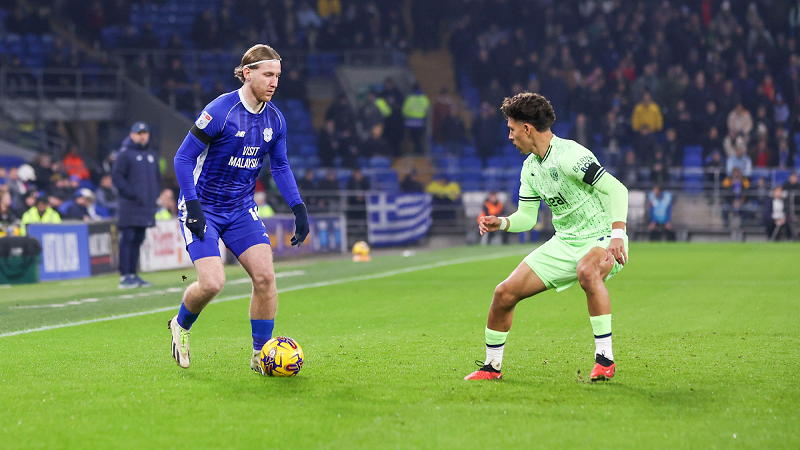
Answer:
[
  {"left": 562, "top": 146, "right": 628, "bottom": 264},
  {"left": 173, "top": 109, "right": 223, "bottom": 239},
  {"left": 268, "top": 112, "right": 308, "bottom": 246},
  {"left": 480, "top": 166, "right": 540, "bottom": 235}
]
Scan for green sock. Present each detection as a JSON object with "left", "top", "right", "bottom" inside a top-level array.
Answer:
[
  {"left": 589, "top": 314, "right": 612, "bottom": 337},
  {"left": 485, "top": 327, "right": 509, "bottom": 346}
]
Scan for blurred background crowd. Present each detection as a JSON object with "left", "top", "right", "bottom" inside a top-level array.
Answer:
[{"left": 2, "top": 0, "right": 800, "bottom": 240}]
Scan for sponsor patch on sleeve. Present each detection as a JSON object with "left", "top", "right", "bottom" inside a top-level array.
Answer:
[{"left": 195, "top": 110, "right": 212, "bottom": 129}]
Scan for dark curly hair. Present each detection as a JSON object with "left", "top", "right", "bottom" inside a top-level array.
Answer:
[{"left": 500, "top": 92, "right": 556, "bottom": 132}]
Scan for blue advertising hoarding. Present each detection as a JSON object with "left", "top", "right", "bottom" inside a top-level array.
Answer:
[
  {"left": 262, "top": 214, "right": 345, "bottom": 258},
  {"left": 27, "top": 223, "right": 92, "bottom": 281}
]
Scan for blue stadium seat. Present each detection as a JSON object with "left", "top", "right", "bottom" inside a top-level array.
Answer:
[
  {"left": 751, "top": 167, "right": 771, "bottom": 184},
  {"left": 459, "top": 156, "right": 483, "bottom": 170},
  {"left": 482, "top": 168, "right": 505, "bottom": 191},
  {"left": 551, "top": 122, "right": 572, "bottom": 137},
  {"left": 461, "top": 176, "right": 482, "bottom": 192},
  {"left": 371, "top": 169, "right": 399, "bottom": 192},
  {"left": 503, "top": 155, "right": 522, "bottom": 168},
  {"left": 430, "top": 144, "right": 446, "bottom": 156},
  {"left": 369, "top": 156, "right": 392, "bottom": 169},
  {"left": 774, "top": 169, "right": 791, "bottom": 186},
  {"left": 683, "top": 146, "right": 703, "bottom": 167},
  {"left": 461, "top": 145, "right": 477, "bottom": 157},
  {"left": 485, "top": 156, "right": 504, "bottom": 169},
  {"left": 683, "top": 167, "right": 704, "bottom": 192},
  {"left": 501, "top": 145, "right": 519, "bottom": 157}
]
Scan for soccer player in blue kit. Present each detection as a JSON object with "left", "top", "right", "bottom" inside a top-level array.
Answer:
[{"left": 167, "top": 44, "right": 309, "bottom": 374}]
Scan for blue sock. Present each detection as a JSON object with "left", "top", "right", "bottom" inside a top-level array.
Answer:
[
  {"left": 176, "top": 303, "right": 200, "bottom": 330},
  {"left": 251, "top": 319, "right": 275, "bottom": 351}
]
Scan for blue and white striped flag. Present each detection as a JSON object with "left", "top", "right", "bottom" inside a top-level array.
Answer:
[{"left": 367, "top": 193, "right": 432, "bottom": 247}]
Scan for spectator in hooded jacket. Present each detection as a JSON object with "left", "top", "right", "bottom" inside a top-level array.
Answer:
[{"left": 111, "top": 121, "right": 160, "bottom": 289}]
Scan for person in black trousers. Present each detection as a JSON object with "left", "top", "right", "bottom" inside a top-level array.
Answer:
[{"left": 112, "top": 122, "right": 160, "bottom": 288}]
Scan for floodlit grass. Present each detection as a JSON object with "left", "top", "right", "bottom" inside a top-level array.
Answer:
[{"left": 0, "top": 243, "right": 797, "bottom": 449}]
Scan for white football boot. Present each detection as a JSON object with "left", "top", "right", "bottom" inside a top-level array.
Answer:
[
  {"left": 168, "top": 315, "right": 191, "bottom": 368},
  {"left": 251, "top": 350, "right": 265, "bottom": 375}
]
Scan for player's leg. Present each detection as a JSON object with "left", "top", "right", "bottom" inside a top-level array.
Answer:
[
  {"left": 168, "top": 213, "right": 224, "bottom": 368},
  {"left": 237, "top": 243, "right": 277, "bottom": 349},
  {"left": 576, "top": 245, "right": 620, "bottom": 381},
  {"left": 222, "top": 209, "right": 273, "bottom": 373},
  {"left": 465, "top": 261, "right": 548, "bottom": 380},
  {"left": 168, "top": 256, "right": 225, "bottom": 368}
]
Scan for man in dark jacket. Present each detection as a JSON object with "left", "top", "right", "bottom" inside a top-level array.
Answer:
[{"left": 112, "top": 121, "right": 160, "bottom": 288}]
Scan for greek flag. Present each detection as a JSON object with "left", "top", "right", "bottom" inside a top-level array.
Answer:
[{"left": 367, "top": 193, "right": 432, "bottom": 247}]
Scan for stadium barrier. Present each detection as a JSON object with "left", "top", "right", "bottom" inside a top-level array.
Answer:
[{"left": 23, "top": 214, "right": 347, "bottom": 281}]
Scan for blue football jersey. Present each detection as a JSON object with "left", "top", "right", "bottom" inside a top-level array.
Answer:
[{"left": 175, "top": 88, "right": 302, "bottom": 214}]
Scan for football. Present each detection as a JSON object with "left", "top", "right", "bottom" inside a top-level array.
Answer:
[
  {"left": 259, "top": 336, "right": 304, "bottom": 377},
  {"left": 352, "top": 240, "right": 371, "bottom": 262}
]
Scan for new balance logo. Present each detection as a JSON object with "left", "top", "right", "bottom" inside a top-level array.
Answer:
[{"left": 235, "top": 131, "right": 246, "bottom": 137}]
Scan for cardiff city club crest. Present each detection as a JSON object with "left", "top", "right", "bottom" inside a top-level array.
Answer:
[
  {"left": 549, "top": 167, "right": 559, "bottom": 181},
  {"left": 263, "top": 128, "right": 273, "bottom": 142}
]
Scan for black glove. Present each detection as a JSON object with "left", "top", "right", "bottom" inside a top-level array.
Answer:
[
  {"left": 291, "top": 203, "right": 309, "bottom": 247},
  {"left": 184, "top": 199, "right": 206, "bottom": 240}
]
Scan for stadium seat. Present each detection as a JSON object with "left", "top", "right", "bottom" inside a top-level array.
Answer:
[
  {"left": 683, "top": 167, "right": 704, "bottom": 192},
  {"left": 551, "top": 122, "right": 572, "bottom": 137},
  {"left": 485, "top": 156, "right": 504, "bottom": 169},
  {"left": 430, "top": 144, "right": 446, "bottom": 156},
  {"left": 459, "top": 156, "right": 483, "bottom": 170},
  {"left": 751, "top": 167, "right": 771, "bottom": 184},
  {"left": 370, "top": 169, "right": 399, "bottom": 192},
  {"left": 683, "top": 146, "right": 703, "bottom": 167},
  {"left": 369, "top": 156, "right": 392, "bottom": 169},
  {"left": 503, "top": 155, "right": 522, "bottom": 169},
  {"left": 482, "top": 168, "right": 505, "bottom": 191},
  {"left": 774, "top": 169, "right": 791, "bottom": 186},
  {"left": 461, "top": 176, "right": 482, "bottom": 192}
]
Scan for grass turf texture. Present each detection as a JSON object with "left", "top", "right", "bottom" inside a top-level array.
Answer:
[{"left": 0, "top": 243, "right": 797, "bottom": 449}]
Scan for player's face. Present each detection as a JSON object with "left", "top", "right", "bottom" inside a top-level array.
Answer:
[
  {"left": 507, "top": 118, "right": 534, "bottom": 154},
  {"left": 247, "top": 60, "right": 281, "bottom": 103}
]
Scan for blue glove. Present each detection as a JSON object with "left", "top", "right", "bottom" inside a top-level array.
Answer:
[
  {"left": 184, "top": 199, "right": 206, "bottom": 240},
  {"left": 291, "top": 203, "right": 309, "bottom": 247}
]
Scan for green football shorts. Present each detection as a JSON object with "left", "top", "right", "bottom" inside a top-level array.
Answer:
[{"left": 523, "top": 234, "right": 629, "bottom": 292}]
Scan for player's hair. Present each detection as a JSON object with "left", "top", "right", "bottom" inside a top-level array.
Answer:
[
  {"left": 500, "top": 92, "right": 556, "bottom": 132},
  {"left": 234, "top": 44, "right": 282, "bottom": 83}
]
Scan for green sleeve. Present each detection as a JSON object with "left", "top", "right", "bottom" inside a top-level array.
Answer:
[
  {"left": 506, "top": 199, "right": 539, "bottom": 232},
  {"left": 592, "top": 172, "right": 628, "bottom": 223},
  {"left": 558, "top": 144, "right": 628, "bottom": 223}
]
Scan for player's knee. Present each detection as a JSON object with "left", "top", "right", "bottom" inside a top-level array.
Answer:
[
  {"left": 492, "top": 282, "right": 519, "bottom": 310},
  {"left": 251, "top": 270, "right": 275, "bottom": 292},
  {"left": 199, "top": 273, "right": 225, "bottom": 296},
  {"left": 576, "top": 261, "right": 600, "bottom": 288}
]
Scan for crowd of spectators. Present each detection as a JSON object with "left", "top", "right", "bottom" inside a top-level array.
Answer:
[
  {"left": 448, "top": 0, "right": 800, "bottom": 189},
  {"left": 0, "top": 135, "right": 180, "bottom": 236}
]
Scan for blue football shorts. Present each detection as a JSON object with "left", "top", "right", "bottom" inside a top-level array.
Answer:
[{"left": 179, "top": 206, "right": 270, "bottom": 261}]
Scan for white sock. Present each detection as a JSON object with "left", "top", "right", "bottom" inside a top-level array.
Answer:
[
  {"left": 485, "top": 344, "right": 505, "bottom": 370},
  {"left": 594, "top": 336, "right": 613, "bottom": 361}
]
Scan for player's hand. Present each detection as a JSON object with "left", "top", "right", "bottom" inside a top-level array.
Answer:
[
  {"left": 184, "top": 199, "right": 206, "bottom": 240},
  {"left": 606, "top": 238, "right": 627, "bottom": 266},
  {"left": 479, "top": 215, "right": 501, "bottom": 236},
  {"left": 291, "top": 203, "right": 309, "bottom": 247}
]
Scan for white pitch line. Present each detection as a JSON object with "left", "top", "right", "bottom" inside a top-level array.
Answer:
[
  {"left": 0, "top": 250, "right": 525, "bottom": 338},
  {"left": 9, "top": 270, "right": 307, "bottom": 310}
]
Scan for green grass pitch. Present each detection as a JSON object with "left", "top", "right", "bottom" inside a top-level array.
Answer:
[{"left": 0, "top": 243, "right": 797, "bottom": 449}]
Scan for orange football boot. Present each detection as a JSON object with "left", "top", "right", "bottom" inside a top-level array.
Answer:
[
  {"left": 590, "top": 354, "right": 615, "bottom": 381},
  {"left": 464, "top": 361, "right": 502, "bottom": 380}
]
